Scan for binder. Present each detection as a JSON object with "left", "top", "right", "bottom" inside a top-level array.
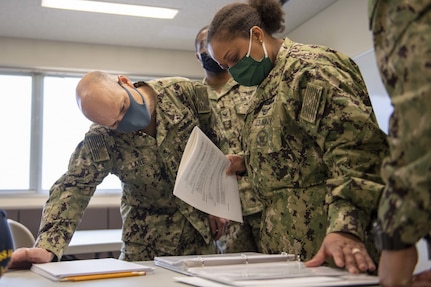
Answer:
[
  {"left": 154, "top": 252, "right": 297, "bottom": 275},
  {"left": 155, "top": 253, "right": 379, "bottom": 287}
]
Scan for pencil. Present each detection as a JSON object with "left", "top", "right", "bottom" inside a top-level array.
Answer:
[{"left": 59, "top": 271, "right": 146, "bottom": 282}]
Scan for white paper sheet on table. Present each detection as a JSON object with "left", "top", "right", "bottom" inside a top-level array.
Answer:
[
  {"left": 173, "top": 261, "right": 379, "bottom": 287},
  {"left": 174, "top": 275, "right": 379, "bottom": 287}
]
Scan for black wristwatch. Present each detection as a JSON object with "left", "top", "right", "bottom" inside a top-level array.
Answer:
[{"left": 373, "top": 221, "right": 414, "bottom": 251}]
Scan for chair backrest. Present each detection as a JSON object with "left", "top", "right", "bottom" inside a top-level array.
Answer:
[{"left": 7, "top": 219, "right": 36, "bottom": 249}]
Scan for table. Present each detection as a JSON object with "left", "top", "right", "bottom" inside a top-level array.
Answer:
[
  {"left": 64, "top": 229, "right": 122, "bottom": 255},
  {"left": 0, "top": 261, "right": 186, "bottom": 287},
  {"left": 0, "top": 261, "right": 381, "bottom": 287}
]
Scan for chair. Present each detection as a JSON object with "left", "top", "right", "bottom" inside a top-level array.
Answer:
[{"left": 7, "top": 219, "right": 36, "bottom": 249}]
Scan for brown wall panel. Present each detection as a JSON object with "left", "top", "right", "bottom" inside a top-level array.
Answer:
[
  {"left": 19, "top": 209, "right": 42, "bottom": 238},
  {"left": 77, "top": 208, "right": 109, "bottom": 230},
  {"left": 108, "top": 208, "right": 122, "bottom": 229}
]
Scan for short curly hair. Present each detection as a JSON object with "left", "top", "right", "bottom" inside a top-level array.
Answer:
[{"left": 207, "top": 0, "right": 285, "bottom": 43}]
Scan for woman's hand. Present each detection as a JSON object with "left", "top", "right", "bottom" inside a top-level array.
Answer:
[{"left": 305, "top": 232, "right": 376, "bottom": 274}]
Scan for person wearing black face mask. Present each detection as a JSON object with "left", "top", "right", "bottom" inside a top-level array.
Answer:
[
  {"left": 194, "top": 26, "right": 263, "bottom": 255},
  {"left": 195, "top": 26, "right": 231, "bottom": 92}
]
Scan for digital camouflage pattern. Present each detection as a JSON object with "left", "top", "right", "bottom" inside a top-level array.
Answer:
[
  {"left": 241, "top": 37, "right": 389, "bottom": 263},
  {"left": 35, "top": 77, "right": 221, "bottom": 261},
  {"left": 369, "top": 0, "right": 431, "bottom": 246},
  {"left": 203, "top": 77, "right": 263, "bottom": 253}
]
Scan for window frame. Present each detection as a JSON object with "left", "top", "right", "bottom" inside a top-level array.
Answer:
[{"left": 0, "top": 69, "right": 126, "bottom": 195}]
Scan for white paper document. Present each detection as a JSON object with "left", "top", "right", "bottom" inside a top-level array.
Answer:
[
  {"left": 175, "top": 274, "right": 378, "bottom": 287},
  {"left": 173, "top": 126, "right": 243, "bottom": 222},
  {"left": 176, "top": 261, "right": 379, "bottom": 287}
]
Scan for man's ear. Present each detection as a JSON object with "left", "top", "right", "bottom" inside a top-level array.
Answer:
[{"left": 118, "top": 75, "right": 134, "bottom": 87}]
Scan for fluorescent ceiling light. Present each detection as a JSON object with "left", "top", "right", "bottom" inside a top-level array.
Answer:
[{"left": 41, "top": 0, "right": 178, "bottom": 19}]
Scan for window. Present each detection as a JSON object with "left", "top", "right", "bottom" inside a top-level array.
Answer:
[
  {"left": 0, "top": 74, "right": 32, "bottom": 190},
  {"left": 0, "top": 72, "right": 121, "bottom": 194}
]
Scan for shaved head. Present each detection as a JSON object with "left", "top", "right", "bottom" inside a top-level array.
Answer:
[
  {"left": 76, "top": 71, "right": 114, "bottom": 110},
  {"left": 76, "top": 71, "right": 124, "bottom": 127}
]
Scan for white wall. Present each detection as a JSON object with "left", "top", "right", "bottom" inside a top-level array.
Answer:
[
  {"left": 287, "top": 0, "right": 391, "bottom": 133},
  {"left": 287, "top": 0, "right": 372, "bottom": 58},
  {"left": 0, "top": 37, "right": 203, "bottom": 79}
]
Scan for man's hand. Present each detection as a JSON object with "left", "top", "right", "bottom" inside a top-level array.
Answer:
[
  {"left": 208, "top": 215, "right": 229, "bottom": 240},
  {"left": 225, "top": 155, "right": 245, "bottom": 178},
  {"left": 378, "top": 246, "right": 418, "bottom": 287},
  {"left": 8, "top": 248, "right": 54, "bottom": 269},
  {"left": 305, "top": 232, "right": 376, "bottom": 274}
]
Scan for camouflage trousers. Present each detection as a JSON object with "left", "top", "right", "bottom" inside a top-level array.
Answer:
[
  {"left": 119, "top": 212, "right": 263, "bottom": 261},
  {"left": 119, "top": 219, "right": 215, "bottom": 261}
]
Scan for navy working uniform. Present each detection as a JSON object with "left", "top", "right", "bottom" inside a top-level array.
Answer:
[
  {"left": 241, "top": 38, "right": 389, "bottom": 263},
  {"left": 369, "top": 0, "right": 431, "bottom": 253},
  {"left": 35, "top": 77, "right": 221, "bottom": 261},
  {"left": 204, "top": 77, "right": 263, "bottom": 253}
]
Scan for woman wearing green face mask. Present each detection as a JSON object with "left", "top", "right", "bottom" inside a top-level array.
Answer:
[{"left": 207, "top": 0, "right": 389, "bottom": 275}]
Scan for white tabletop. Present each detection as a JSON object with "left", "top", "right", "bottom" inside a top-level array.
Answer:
[
  {"left": 0, "top": 260, "right": 383, "bottom": 287},
  {"left": 64, "top": 229, "right": 122, "bottom": 255},
  {"left": 0, "top": 261, "right": 187, "bottom": 287}
]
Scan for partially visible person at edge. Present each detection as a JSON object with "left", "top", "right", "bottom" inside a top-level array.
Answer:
[
  {"left": 369, "top": 0, "right": 431, "bottom": 286},
  {"left": 195, "top": 25, "right": 263, "bottom": 253},
  {"left": 207, "top": 0, "right": 389, "bottom": 274},
  {"left": 8, "top": 71, "right": 227, "bottom": 268}
]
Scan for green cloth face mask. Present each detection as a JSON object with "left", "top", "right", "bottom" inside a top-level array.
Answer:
[{"left": 228, "top": 28, "right": 273, "bottom": 86}]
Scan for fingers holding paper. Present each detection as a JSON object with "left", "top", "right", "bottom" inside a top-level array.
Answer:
[
  {"left": 225, "top": 155, "right": 246, "bottom": 178},
  {"left": 305, "top": 232, "right": 376, "bottom": 274},
  {"left": 8, "top": 247, "right": 54, "bottom": 269},
  {"left": 209, "top": 215, "right": 229, "bottom": 240}
]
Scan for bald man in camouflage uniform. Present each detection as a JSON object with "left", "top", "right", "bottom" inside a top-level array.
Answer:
[
  {"left": 9, "top": 72, "right": 224, "bottom": 266},
  {"left": 369, "top": 0, "right": 431, "bottom": 286},
  {"left": 195, "top": 26, "right": 263, "bottom": 253}
]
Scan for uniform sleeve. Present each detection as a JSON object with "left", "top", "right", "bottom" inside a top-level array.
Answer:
[
  {"left": 298, "top": 64, "right": 388, "bottom": 241},
  {"left": 35, "top": 128, "right": 113, "bottom": 260},
  {"left": 372, "top": 0, "right": 431, "bottom": 245},
  {"left": 190, "top": 81, "right": 225, "bottom": 150}
]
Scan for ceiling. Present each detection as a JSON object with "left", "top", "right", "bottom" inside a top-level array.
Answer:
[{"left": 0, "top": 0, "right": 337, "bottom": 52}]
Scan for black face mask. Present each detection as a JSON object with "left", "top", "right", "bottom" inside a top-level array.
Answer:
[{"left": 200, "top": 52, "right": 225, "bottom": 74}]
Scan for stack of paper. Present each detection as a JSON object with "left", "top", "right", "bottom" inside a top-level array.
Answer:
[
  {"left": 173, "top": 126, "right": 243, "bottom": 223},
  {"left": 30, "top": 258, "right": 154, "bottom": 282},
  {"left": 175, "top": 261, "right": 379, "bottom": 287}
]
